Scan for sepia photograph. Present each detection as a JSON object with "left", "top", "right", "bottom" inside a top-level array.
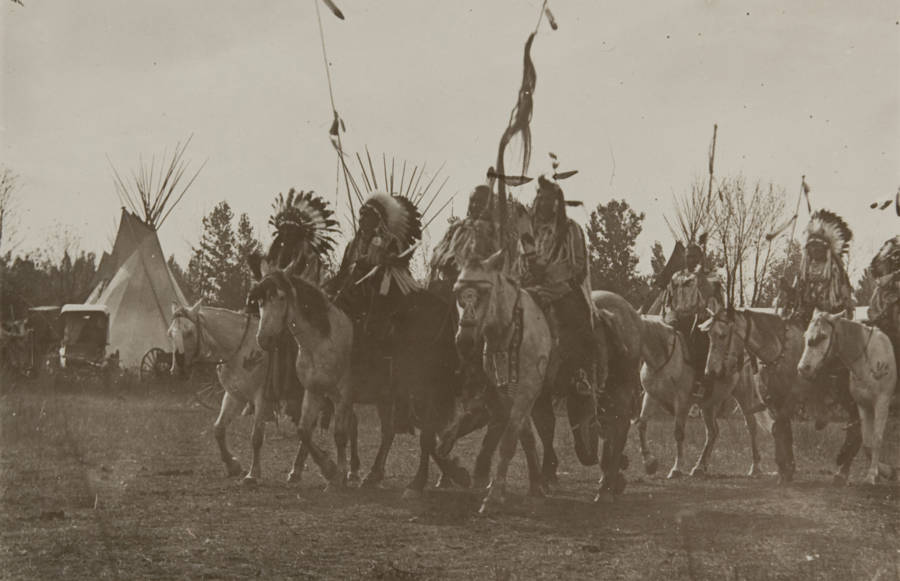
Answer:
[{"left": 2, "top": 1, "right": 898, "bottom": 579}]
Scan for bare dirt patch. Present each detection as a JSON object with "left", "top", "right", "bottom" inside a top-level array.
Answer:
[{"left": 1, "top": 383, "right": 898, "bottom": 580}]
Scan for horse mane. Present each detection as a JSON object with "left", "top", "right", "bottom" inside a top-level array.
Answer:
[
  {"left": 639, "top": 316, "right": 676, "bottom": 364},
  {"left": 736, "top": 309, "right": 786, "bottom": 345},
  {"left": 248, "top": 271, "right": 331, "bottom": 336}
]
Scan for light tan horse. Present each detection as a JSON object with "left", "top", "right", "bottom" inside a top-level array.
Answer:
[
  {"left": 705, "top": 308, "right": 865, "bottom": 484},
  {"left": 635, "top": 315, "right": 764, "bottom": 479},
  {"left": 248, "top": 259, "right": 355, "bottom": 489},
  {"left": 168, "top": 300, "right": 359, "bottom": 486},
  {"left": 451, "top": 250, "right": 553, "bottom": 512},
  {"left": 798, "top": 311, "right": 897, "bottom": 485}
]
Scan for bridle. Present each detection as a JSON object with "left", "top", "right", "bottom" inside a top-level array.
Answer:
[
  {"left": 172, "top": 309, "right": 252, "bottom": 365},
  {"left": 813, "top": 317, "right": 874, "bottom": 379},
  {"left": 643, "top": 325, "right": 679, "bottom": 373},
  {"left": 734, "top": 311, "right": 787, "bottom": 368}
]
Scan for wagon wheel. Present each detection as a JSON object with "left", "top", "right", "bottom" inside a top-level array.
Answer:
[
  {"left": 139, "top": 347, "right": 171, "bottom": 382},
  {"left": 192, "top": 381, "right": 224, "bottom": 410},
  {"left": 189, "top": 364, "right": 224, "bottom": 410}
]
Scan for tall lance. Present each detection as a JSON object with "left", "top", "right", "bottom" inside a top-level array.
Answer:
[{"left": 489, "top": 1, "right": 554, "bottom": 245}]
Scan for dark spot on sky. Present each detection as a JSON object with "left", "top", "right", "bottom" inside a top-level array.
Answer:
[
  {"left": 666, "top": 34, "right": 670, "bottom": 39},
  {"left": 746, "top": 12, "right": 751, "bottom": 16},
  {"left": 809, "top": 114, "right": 814, "bottom": 119}
]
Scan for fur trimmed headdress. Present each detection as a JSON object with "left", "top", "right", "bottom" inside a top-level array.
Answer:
[
  {"left": 360, "top": 192, "right": 422, "bottom": 248},
  {"left": 804, "top": 209, "right": 853, "bottom": 258},
  {"left": 268, "top": 189, "right": 339, "bottom": 255}
]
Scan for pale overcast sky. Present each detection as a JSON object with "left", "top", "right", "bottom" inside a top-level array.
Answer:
[{"left": 3, "top": 0, "right": 898, "bottom": 281}]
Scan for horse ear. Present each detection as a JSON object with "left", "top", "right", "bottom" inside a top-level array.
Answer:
[
  {"left": 247, "top": 252, "right": 263, "bottom": 281},
  {"left": 482, "top": 249, "right": 506, "bottom": 272},
  {"left": 171, "top": 302, "right": 180, "bottom": 315}
]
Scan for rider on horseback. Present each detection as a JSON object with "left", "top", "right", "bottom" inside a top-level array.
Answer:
[
  {"left": 779, "top": 209, "right": 854, "bottom": 324},
  {"left": 522, "top": 175, "right": 597, "bottom": 401},
  {"left": 867, "top": 235, "right": 900, "bottom": 379},
  {"left": 329, "top": 192, "right": 423, "bottom": 433},
  {"left": 660, "top": 238, "right": 724, "bottom": 400}
]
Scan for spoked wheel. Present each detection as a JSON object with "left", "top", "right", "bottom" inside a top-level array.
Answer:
[
  {"left": 139, "top": 347, "right": 171, "bottom": 382},
  {"left": 193, "top": 381, "right": 224, "bottom": 410},
  {"left": 189, "top": 363, "right": 224, "bottom": 410}
]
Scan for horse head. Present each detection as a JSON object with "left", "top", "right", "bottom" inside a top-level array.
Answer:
[
  {"left": 248, "top": 256, "right": 297, "bottom": 352},
  {"left": 798, "top": 309, "right": 836, "bottom": 379},
  {"left": 168, "top": 298, "right": 204, "bottom": 375},
  {"left": 452, "top": 249, "right": 507, "bottom": 357},
  {"left": 701, "top": 307, "right": 742, "bottom": 378}
]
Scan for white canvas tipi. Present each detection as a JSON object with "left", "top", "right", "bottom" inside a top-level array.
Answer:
[{"left": 85, "top": 209, "right": 187, "bottom": 368}]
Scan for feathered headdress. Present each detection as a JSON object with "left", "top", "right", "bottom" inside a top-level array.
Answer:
[
  {"left": 360, "top": 192, "right": 422, "bottom": 248},
  {"left": 804, "top": 209, "right": 853, "bottom": 258},
  {"left": 269, "top": 189, "right": 339, "bottom": 255}
]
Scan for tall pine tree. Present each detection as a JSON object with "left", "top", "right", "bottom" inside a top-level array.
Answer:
[
  {"left": 188, "top": 202, "right": 236, "bottom": 307},
  {"left": 587, "top": 199, "right": 649, "bottom": 307}
]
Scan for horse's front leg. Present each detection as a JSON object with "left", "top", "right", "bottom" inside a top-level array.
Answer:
[
  {"left": 362, "top": 399, "right": 395, "bottom": 488},
  {"left": 596, "top": 376, "right": 635, "bottom": 502},
  {"left": 348, "top": 410, "right": 361, "bottom": 484},
  {"left": 331, "top": 397, "right": 353, "bottom": 489},
  {"left": 519, "top": 417, "right": 545, "bottom": 498},
  {"left": 213, "top": 391, "right": 244, "bottom": 477},
  {"left": 668, "top": 398, "right": 688, "bottom": 479},
  {"left": 242, "top": 395, "right": 271, "bottom": 487},
  {"left": 480, "top": 391, "right": 534, "bottom": 512},
  {"left": 771, "top": 411, "right": 795, "bottom": 484},
  {"left": 635, "top": 390, "right": 658, "bottom": 475},
  {"left": 734, "top": 392, "right": 763, "bottom": 477},
  {"left": 531, "top": 390, "right": 558, "bottom": 486},
  {"left": 690, "top": 401, "right": 720, "bottom": 477},
  {"left": 834, "top": 395, "right": 862, "bottom": 485},
  {"left": 296, "top": 390, "right": 339, "bottom": 488}
]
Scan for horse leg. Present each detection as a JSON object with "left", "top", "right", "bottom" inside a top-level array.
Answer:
[
  {"left": 403, "top": 429, "right": 433, "bottom": 499},
  {"left": 213, "top": 391, "right": 244, "bottom": 477},
  {"left": 690, "top": 401, "right": 720, "bottom": 477},
  {"left": 872, "top": 396, "right": 895, "bottom": 481},
  {"left": 480, "top": 397, "right": 529, "bottom": 512},
  {"left": 242, "top": 395, "right": 270, "bottom": 487},
  {"left": 636, "top": 391, "right": 659, "bottom": 475},
  {"left": 857, "top": 403, "right": 878, "bottom": 485},
  {"left": 735, "top": 394, "right": 763, "bottom": 477},
  {"left": 472, "top": 418, "right": 503, "bottom": 489},
  {"left": 531, "top": 390, "right": 559, "bottom": 486},
  {"left": 519, "top": 417, "right": 545, "bottom": 498},
  {"left": 331, "top": 399, "right": 352, "bottom": 489},
  {"left": 296, "top": 390, "right": 339, "bottom": 487},
  {"left": 348, "top": 410, "right": 361, "bottom": 484},
  {"left": 771, "top": 412, "right": 795, "bottom": 484},
  {"left": 596, "top": 383, "right": 633, "bottom": 502},
  {"left": 668, "top": 405, "right": 687, "bottom": 479},
  {"left": 834, "top": 398, "right": 862, "bottom": 485},
  {"left": 362, "top": 400, "right": 395, "bottom": 488}
]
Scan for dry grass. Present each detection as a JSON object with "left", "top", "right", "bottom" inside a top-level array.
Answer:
[{"left": 1, "top": 379, "right": 898, "bottom": 580}]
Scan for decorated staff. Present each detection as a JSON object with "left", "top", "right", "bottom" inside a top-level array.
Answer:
[{"left": 866, "top": 235, "right": 900, "bottom": 375}]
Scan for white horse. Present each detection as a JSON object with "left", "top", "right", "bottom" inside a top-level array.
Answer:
[
  {"left": 168, "top": 300, "right": 357, "bottom": 486},
  {"left": 798, "top": 311, "right": 897, "bottom": 485},
  {"left": 635, "top": 315, "right": 764, "bottom": 479}
]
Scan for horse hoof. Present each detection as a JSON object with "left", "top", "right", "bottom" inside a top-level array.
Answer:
[
  {"left": 667, "top": 469, "right": 683, "bottom": 480},
  {"left": 832, "top": 473, "right": 848, "bottom": 487},
  {"left": 528, "top": 484, "right": 546, "bottom": 498},
  {"left": 361, "top": 474, "right": 384, "bottom": 489},
  {"left": 225, "top": 461, "right": 243, "bottom": 478},
  {"left": 690, "top": 466, "right": 706, "bottom": 478},
  {"left": 402, "top": 488, "right": 424, "bottom": 500},
  {"left": 435, "top": 475, "right": 453, "bottom": 489},
  {"left": 473, "top": 477, "right": 492, "bottom": 490},
  {"left": 644, "top": 458, "right": 659, "bottom": 476},
  {"left": 863, "top": 476, "right": 878, "bottom": 486},
  {"left": 748, "top": 466, "right": 762, "bottom": 478},
  {"left": 594, "top": 490, "right": 614, "bottom": 504},
  {"left": 240, "top": 476, "right": 259, "bottom": 488},
  {"left": 347, "top": 471, "right": 361, "bottom": 485}
]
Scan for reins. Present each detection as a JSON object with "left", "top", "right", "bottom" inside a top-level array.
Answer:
[{"left": 643, "top": 324, "right": 679, "bottom": 374}]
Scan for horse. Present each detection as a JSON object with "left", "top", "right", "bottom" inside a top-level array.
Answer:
[
  {"left": 449, "top": 250, "right": 556, "bottom": 511},
  {"left": 167, "top": 300, "right": 358, "bottom": 486},
  {"left": 798, "top": 311, "right": 897, "bottom": 485},
  {"left": 627, "top": 314, "right": 764, "bottom": 479},
  {"left": 591, "top": 291, "right": 643, "bottom": 500},
  {"left": 248, "top": 259, "right": 356, "bottom": 488},
  {"left": 704, "top": 308, "right": 863, "bottom": 484}
]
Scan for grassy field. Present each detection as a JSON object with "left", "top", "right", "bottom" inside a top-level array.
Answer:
[{"left": 1, "top": 380, "right": 898, "bottom": 580}]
